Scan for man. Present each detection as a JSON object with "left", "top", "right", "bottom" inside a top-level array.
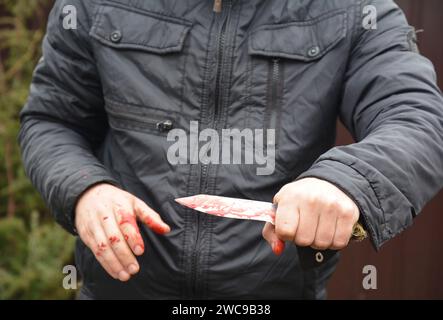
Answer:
[{"left": 19, "top": 0, "right": 443, "bottom": 299}]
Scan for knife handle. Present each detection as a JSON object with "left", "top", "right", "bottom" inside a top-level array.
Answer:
[
  {"left": 297, "top": 246, "right": 338, "bottom": 269},
  {"left": 296, "top": 222, "right": 367, "bottom": 269}
]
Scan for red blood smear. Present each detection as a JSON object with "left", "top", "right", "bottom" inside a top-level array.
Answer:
[
  {"left": 272, "top": 240, "right": 285, "bottom": 256},
  {"left": 123, "top": 234, "right": 129, "bottom": 241},
  {"left": 117, "top": 209, "right": 138, "bottom": 229},
  {"left": 144, "top": 216, "right": 168, "bottom": 234},
  {"left": 96, "top": 242, "right": 107, "bottom": 257},
  {"left": 176, "top": 195, "right": 275, "bottom": 222},
  {"left": 109, "top": 236, "right": 120, "bottom": 245},
  {"left": 117, "top": 210, "right": 145, "bottom": 248}
]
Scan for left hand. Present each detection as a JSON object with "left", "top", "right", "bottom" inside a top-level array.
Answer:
[{"left": 262, "top": 178, "right": 360, "bottom": 255}]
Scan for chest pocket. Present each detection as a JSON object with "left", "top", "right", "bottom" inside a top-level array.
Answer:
[
  {"left": 246, "top": 10, "right": 347, "bottom": 134},
  {"left": 89, "top": 2, "right": 192, "bottom": 117}
]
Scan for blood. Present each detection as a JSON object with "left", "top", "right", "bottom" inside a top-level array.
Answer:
[
  {"left": 272, "top": 240, "right": 285, "bottom": 256},
  {"left": 176, "top": 195, "right": 275, "bottom": 222},
  {"left": 116, "top": 209, "right": 145, "bottom": 248},
  {"left": 144, "top": 216, "right": 168, "bottom": 235},
  {"left": 103, "top": 216, "right": 109, "bottom": 221},
  {"left": 109, "top": 236, "right": 120, "bottom": 245},
  {"left": 96, "top": 242, "right": 107, "bottom": 257},
  {"left": 117, "top": 209, "right": 138, "bottom": 229}
]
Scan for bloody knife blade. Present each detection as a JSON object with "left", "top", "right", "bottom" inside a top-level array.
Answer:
[
  {"left": 175, "top": 194, "right": 276, "bottom": 224},
  {"left": 175, "top": 194, "right": 366, "bottom": 270}
]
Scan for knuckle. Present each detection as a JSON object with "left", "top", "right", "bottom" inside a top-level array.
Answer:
[
  {"left": 305, "top": 195, "right": 318, "bottom": 207},
  {"left": 328, "top": 198, "right": 341, "bottom": 211},
  {"left": 314, "top": 238, "right": 332, "bottom": 250},
  {"left": 341, "top": 201, "right": 356, "bottom": 213},
  {"left": 333, "top": 238, "right": 349, "bottom": 249},
  {"left": 275, "top": 225, "right": 294, "bottom": 240},
  {"left": 108, "top": 235, "right": 122, "bottom": 247},
  {"left": 295, "top": 234, "right": 314, "bottom": 247},
  {"left": 338, "top": 208, "right": 354, "bottom": 221}
]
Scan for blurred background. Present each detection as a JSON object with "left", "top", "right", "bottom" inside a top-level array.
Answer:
[
  {"left": 0, "top": 0, "right": 441, "bottom": 299},
  {"left": 329, "top": 0, "right": 443, "bottom": 299}
]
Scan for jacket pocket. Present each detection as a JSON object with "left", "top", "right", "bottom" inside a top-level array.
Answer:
[
  {"left": 89, "top": 2, "right": 193, "bottom": 115},
  {"left": 89, "top": 2, "right": 192, "bottom": 53},
  {"left": 246, "top": 9, "right": 347, "bottom": 144},
  {"left": 248, "top": 9, "right": 347, "bottom": 62},
  {"left": 106, "top": 98, "right": 177, "bottom": 136}
]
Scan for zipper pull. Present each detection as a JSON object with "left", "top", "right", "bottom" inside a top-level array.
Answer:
[
  {"left": 156, "top": 120, "right": 173, "bottom": 132},
  {"left": 213, "top": 0, "right": 222, "bottom": 13}
]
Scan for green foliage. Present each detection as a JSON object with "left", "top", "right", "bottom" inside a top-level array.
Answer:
[
  {"left": 0, "top": 214, "right": 76, "bottom": 299},
  {"left": 0, "top": 0, "right": 76, "bottom": 299}
]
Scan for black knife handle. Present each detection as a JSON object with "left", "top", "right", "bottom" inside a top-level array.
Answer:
[{"left": 296, "top": 246, "right": 338, "bottom": 270}]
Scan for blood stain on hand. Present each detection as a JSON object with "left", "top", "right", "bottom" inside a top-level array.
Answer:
[
  {"left": 96, "top": 242, "right": 107, "bottom": 257},
  {"left": 272, "top": 241, "right": 285, "bottom": 256},
  {"left": 144, "top": 216, "right": 168, "bottom": 234},
  {"left": 117, "top": 209, "right": 138, "bottom": 229},
  {"left": 109, "top": 236, "right": 120, "bottom": 245}
]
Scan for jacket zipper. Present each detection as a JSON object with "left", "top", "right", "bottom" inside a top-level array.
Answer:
[
  {"left": 107, "top": 108, "right": 173, "bottom": 133},
  {"left": 267, "top": 58, "right": 281, "bottom": 130},
  {"left": 190, "top": 0, "right": 232, "bottom": 297}
]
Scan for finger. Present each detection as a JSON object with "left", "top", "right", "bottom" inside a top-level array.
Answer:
[
  {"left": 294, "top": 203, "right": 320, "bottom": 247},
  {"left": 100, "top": 207, "right": 140, "bottom": 275},
  {"left": 331, "top": 214, "right": 356, "bottom": 250},
  {"left": 78, "top": 227, "right": 118, "bottom": 279},
  {"left": 88, "top": 215, "right": 130, "bottom": 282},
  {"left": 78, "top": 221, "right": 117, "bottom": 279},
  {"left": 274, "top": 201, "right": 299, "bottom": 242},
  {"left": 88, "top": 240, "right": 118, "bottom": 280},
  {"left": 113, "top": 205, "right": 145, "bottom": 256},
  {"left": 262, "top": 222, "right": 285, "bottom": 256},
  {"left": 312, "top": 206, "right": 337, "bottom": 250},
  {"left": 133, "top": 198, "right": 171, "bottom": 234}
]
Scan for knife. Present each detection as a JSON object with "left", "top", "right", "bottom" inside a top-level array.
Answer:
[{"left": 175, "top": 194, "right": 366, "bottom": 269}]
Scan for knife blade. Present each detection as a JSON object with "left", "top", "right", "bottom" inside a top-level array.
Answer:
[
  {"left": 175, "top": 194, "right": 366, "bottom": 269},
  {"left": 175, "top": 194, "right": 276, "bottom": 224}
]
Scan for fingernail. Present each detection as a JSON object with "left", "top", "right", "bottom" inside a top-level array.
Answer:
[
  {"left": 118, "top": 270, "right": 130, "bottom": 281},
  {"left": 134, "top": 245, "right": 144, "bottom": 255},
  {"left": 128, "top": 264, "right": 139, "bottom": 275},
  {"left": 272, "top": 241, "right": 284, "bottom": 256},
  {"left": 163, "top": 225, "right": 171, "bottom": 233}
]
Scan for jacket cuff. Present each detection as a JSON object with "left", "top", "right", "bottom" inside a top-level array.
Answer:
[
  {"left": 52, "top": 167, "right": 120, "bottom": 235},
  {"left": 297, "top": 158, "right": 393, "bottom": 249}
]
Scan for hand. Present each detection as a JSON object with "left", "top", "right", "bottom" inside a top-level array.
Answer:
[
  {"left": 75, "top": 183, "right": 170, "bottom": 281},
  {"left": 262, "top": 178, "right": 359, "bottom": 255}
]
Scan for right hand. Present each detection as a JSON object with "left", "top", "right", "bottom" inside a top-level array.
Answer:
[{"left": 75, "top": 183, "right": 170, "bottom": 281}]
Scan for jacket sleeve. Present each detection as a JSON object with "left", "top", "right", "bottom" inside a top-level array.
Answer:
[
  {"left": 18, "top": 0, "right": 118, "bottom": 234},
  {"left": 298, "top": 0, "right": 443, "bottom": 249}
]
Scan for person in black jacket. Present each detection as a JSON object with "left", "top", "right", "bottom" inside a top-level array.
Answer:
[{"left": 19, "top": 0, "right": 443, "bottom": 299}]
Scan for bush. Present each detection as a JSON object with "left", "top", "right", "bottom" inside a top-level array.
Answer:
[
  {"left": 0, "top": 214, "right": 76, "bottom": 299},
  {"left": 0, "top": 0, "right": 76, "bottom": 299}
]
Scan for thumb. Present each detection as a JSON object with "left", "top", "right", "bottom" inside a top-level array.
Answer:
[
  {"left": 133, "top": 198, "right": 171, "bottom": 235},
  {"left": 262, "top": 222, "right": 285, "bottom": 256}
]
